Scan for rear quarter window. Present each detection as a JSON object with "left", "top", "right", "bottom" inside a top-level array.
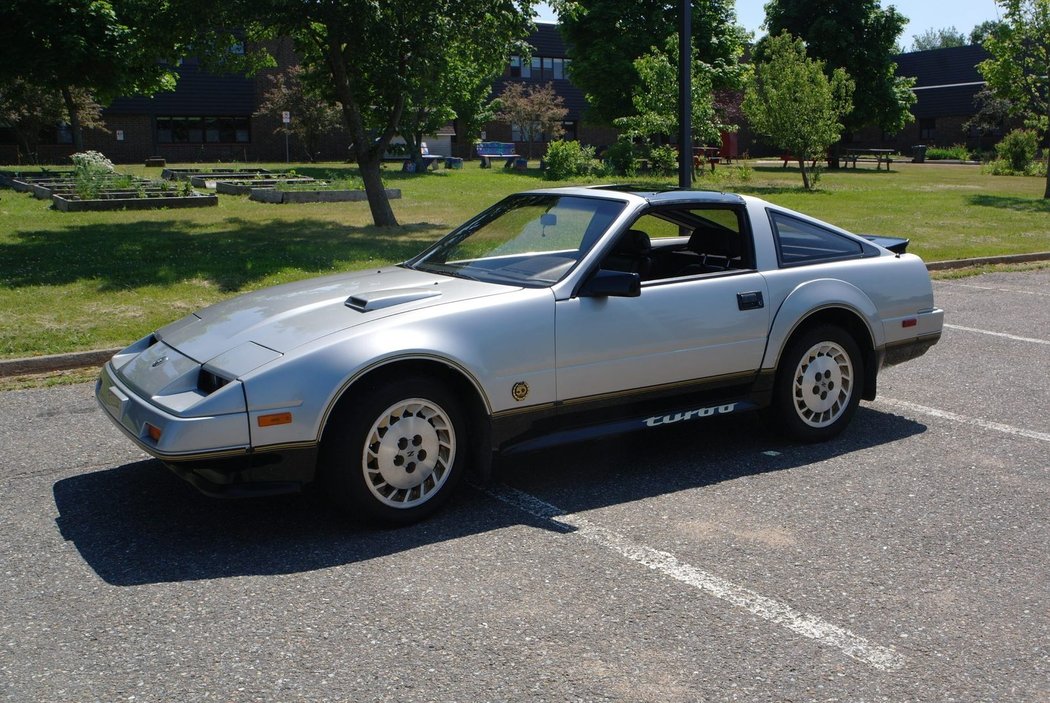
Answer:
[{"left": 769, "top": 211, "right": 864, "bottom": 266}]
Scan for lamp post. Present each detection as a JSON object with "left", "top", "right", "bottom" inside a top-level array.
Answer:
[{"left": 678, "top": 0, "right": 692, "bottom": 189}]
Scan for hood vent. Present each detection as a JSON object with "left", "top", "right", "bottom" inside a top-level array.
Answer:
[{"left": 345, "top": 287, "right": 442, "bottom": 312}]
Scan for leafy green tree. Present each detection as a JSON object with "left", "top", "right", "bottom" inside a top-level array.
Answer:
[
  {"left": 614, "top": 38, "right": 725, "bottom": 148},
  {"left": 493, "top": 82, "right": 568, "bottom": 159},
  {"left": 911, "top": 26, "right": 967, "bottom": 51},
  {"left": 743, "top": 32, "right": 854, "bottom": 190},
  {"left": 763, "top": 0, "right": 915, "bottom": 142},
  {"left": 978, "top": 0, "right": 1050, "bottom": 198},
  {"left": 0, "top": 80, "right": 105, "bottom": 161},
  {"left": 215, "top": 0, "right": 533, "bottom": 226},
  {"left": 0, "top": 0, "right": 245, "bottom": 150},
  {"left": 555, "top": 0, "right": 748, "bottom": 125},
  {"left": 970, "top": 20, "right": 1008, "bottom": 44},
  {"left": 257, "top": 66, "right": 341, "bottom": 162}
]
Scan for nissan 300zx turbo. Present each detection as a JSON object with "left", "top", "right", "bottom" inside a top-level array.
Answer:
[{"left": 96, "top": 187, "right": 943, "bottom": 523}]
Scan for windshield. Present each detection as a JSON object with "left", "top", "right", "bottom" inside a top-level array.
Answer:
[{"left": 408, "top": 194, "right": 626, "bottom": 287}]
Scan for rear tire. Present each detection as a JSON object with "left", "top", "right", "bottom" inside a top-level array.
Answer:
[
  {"left": 772, "top": 325, "right": 863, "bottom": 442},
  {"left": 320, "top": 377, "right": 467, "bottom": 524}
]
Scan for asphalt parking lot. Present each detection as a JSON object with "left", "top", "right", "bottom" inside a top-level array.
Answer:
[{"left": 1, "top": 269, "right": 1047, "bottom": 702}]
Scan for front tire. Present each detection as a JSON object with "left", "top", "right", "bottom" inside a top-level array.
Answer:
[
  {"left": 320, "top": 377, "right": 467, "bottom": 524},
  {"left": 772, "top": 325, "right": 863, "bottom": 442}
]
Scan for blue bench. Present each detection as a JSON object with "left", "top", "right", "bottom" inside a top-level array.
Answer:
[{"left": 476, "top": 141, "right": 520, "bottom": 168}]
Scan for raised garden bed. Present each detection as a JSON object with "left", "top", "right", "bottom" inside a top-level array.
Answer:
[
  {"left": 0, "top": 171, "right": 76, "bottom": 193},
  {"left": 215, "top": 178, "right": 317, "bottom": 195},
  {"left": 51, "top": 191, "right": 218, "bottom": 212},
  {"left": 249, "top": 187, "right": 401, "bottom": 204},
  {"left": 163, "top": 167, "right": 270, "bottom": 182}
]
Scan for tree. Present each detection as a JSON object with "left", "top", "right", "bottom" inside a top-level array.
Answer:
[
  {"left": 613, "top": 38, "right": 724, "bottom": 147},
  {"left": 555, "top": 0, "right": 748, "bottom": 125},
  {"left": 257, "top": 66, "right": 341, "bottom": 162},
  {"left": 0, "top": 0, "right": 245, "bottom": 150},
  {"left": 743, "top": 32, "right": 854, "bottom": 190},
  {"left": 493, "top": 82, "right": 568, "bottom": 159},
  {"left": 978, "top": 0, "right": 1050, "bottom": 198},
  {"left": 0, "top": 80, "right": 105, "bottom": 161},
  {"left": 215, "top": 0, "right": 533, "bottom": 226},
  {"left": 963, "top": 87, "right": 1014, "bottom": 153},
  {"left": 911, "top": 26, "right": 967, "bottom": 51},
  {"left": 763, "top": 0, "right": 915, "bottom": 143},
  {"left": 970, "top": 20, "right": 1008, "bottom": 44}
]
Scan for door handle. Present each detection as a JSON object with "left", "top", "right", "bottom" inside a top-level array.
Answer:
[{"left": 737, "top": 291, "right": 764, "bottom": 310}]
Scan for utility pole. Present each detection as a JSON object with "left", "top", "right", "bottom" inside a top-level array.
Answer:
[{"left": 678, "top": 0, "right": 692, "bottom": 189}]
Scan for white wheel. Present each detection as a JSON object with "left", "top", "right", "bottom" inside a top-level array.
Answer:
[
  {"left": 320, "top": 377, "right": 468, "bottom": 523},
  {"left": 362, "top": 398, "right": 456, "bottom": 509},
  {"left": 790, "top": 341, "right": 854, "bottom": 428},
  {"left": 773, "top": 325, "right": 864, "bottom": 441}
]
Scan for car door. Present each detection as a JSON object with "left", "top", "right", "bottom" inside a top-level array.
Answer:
[{"left": 554, "top": 272, "right": 770, "bottom": 401}]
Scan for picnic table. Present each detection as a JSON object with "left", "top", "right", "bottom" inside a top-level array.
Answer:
[
  {"left": 692, "top": 146, "right": 721, "bottom": 172},
  {"left": 843, "top": 148, "right": 896, "bottom": 171},
  {"left": 476, "top": 141, "right": 520, "bottom": 168}
]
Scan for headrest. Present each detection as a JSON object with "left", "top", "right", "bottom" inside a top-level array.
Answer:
[{"left": 615, "top": 229, "right": 651, "bottom": 255}]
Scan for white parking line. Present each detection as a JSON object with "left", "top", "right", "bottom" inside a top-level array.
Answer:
[
  {"left": 943, "top": 323, "right": 1050, "bottom": 346},
  {"left": 878, "top": 398, "right": 1050, "bottom": 443},
  {"left": 485, "top": 484, "right": 906, "bottom": 672}
]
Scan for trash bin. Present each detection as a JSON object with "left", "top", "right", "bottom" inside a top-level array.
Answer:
[{"left": 912, "top": 145, "right": 927, "bottom": 164}]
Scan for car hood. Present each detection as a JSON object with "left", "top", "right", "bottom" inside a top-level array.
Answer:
[{"left": 157, "top": 266, "right": 516, "bottom": 364}]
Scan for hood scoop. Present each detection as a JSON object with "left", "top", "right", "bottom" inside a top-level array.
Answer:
[{"left": 346, "top": 287, "right": 443, "bottom": 312}]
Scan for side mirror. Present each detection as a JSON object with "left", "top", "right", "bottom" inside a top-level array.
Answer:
[{"left": 580, "top": 269, "right": 641, "bottom": 298}]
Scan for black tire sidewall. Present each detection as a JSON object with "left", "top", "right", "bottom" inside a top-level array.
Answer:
[
  {"left": 773, "top": 324, "right": 864, "bottom": 442},
  {"left": 320, "top": 377, "right": 468, "bottom": 524}
]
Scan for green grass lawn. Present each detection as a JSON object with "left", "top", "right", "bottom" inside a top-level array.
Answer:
[{"left": 1, "top": 159, "right": 1048, "bottom": 359}]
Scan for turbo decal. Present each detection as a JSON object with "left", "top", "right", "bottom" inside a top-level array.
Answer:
[{"left": 645, "top": 403, "right": 739, "bottom": 427}]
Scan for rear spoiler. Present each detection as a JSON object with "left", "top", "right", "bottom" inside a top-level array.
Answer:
[{"left": 862, "top": 234, "right": 910, "bottom": 254}]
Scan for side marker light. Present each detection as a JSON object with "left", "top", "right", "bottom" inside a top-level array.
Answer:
[
  {"left": 258, "top": 412, "right": 293, "bottom": 428},
  {"left": 902, "top": 319, "right": 917, "bottom": 328}
]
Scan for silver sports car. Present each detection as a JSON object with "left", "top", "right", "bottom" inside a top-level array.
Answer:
[{"left": 96, "top": 187, "right": 943, "bottom": 522}]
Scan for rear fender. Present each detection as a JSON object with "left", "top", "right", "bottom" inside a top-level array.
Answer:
[{"left": 762, "top": 278, "right": 883, "bottom": 371}]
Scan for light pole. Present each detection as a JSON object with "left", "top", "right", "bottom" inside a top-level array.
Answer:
[{"left": 678, "top": 0, "right": 692, "bottom": 189}]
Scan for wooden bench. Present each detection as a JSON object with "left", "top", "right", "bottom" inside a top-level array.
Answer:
[
  {"left": 476, "top": 141, "right": 519, "bottom": 168},
  {"left": 781, "top": 154, "right": 820, "bottom": 168}
]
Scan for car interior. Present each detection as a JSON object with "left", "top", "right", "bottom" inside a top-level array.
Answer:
[{"left": 601, "top": 206, "right": 753, "bottom": 282}]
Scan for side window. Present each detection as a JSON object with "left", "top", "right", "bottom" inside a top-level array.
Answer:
[
  {"left": 770, "top": 211, "right": 863, "bottom": 266},
  {"left": 628, "top": 213, "right": 683, "bottom": 241}
]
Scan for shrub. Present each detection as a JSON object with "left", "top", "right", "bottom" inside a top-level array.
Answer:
[
  {"left": 543, "top": 140, "right": 597, "bottom": 181},
  {"left": 649, "top": 145, "right": 678, "bottom": 175},
  {"left": 925, "top": 144, "right": 971, "bottom": 160},
  {"left": 603, "top": 139, "right": 637, "bottom": 176},
  {"left": 70, "top": 150, "right": 115, "bottom": 199},
  {"left": 996, "top": 129, "right": 1038, "bottom": 172}
]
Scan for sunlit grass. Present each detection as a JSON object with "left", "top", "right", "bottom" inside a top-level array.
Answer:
[{"left": 1, "top": 159, "right": 1047, "bottom": 358}]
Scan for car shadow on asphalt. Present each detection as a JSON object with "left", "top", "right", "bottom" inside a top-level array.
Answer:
[{"left": 53, "top": 406, "right": 926, "bottom": 586}]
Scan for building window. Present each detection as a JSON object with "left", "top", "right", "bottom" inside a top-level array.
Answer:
[
  {"left": 157, "top": 116, "right": 250, "bottom": 144},
  {"left": 509, "top": 56, "right": 570, "bottom": 80},
  {"left": 919, "top": 118, "right": 936, "bottom": 141},
  {"left": 509, "top": 56, "right": 531, "bottom": 78},
  {"left": 562, "top": 121, "right": 577, "bottom": 141}
]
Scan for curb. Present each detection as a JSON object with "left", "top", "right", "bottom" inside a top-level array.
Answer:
[
  {"left": 925, "top": 251, "right": 1050, "bottom": 271},
  {"left": 0, "top": 348, "right": 121, "bottom": 378},
  {"left": 2, "top": 252, "right": 1049, "bottom": 379}
]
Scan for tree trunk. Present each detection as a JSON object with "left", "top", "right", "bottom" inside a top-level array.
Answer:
[
  {"left": 798, "top": 158, "right": 811, "bottom": 190},
  {"left": 358, "top": 153, "right": 398, "bottom": 226},
  {"left": 60, "top": 86, "right": 84, "bottom": 151}
]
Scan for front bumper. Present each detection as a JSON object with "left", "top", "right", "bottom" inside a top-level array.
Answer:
[{"left": 95, "top": 363, "right": 316, "bottom": 496}]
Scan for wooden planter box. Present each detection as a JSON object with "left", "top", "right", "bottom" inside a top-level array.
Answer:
[
  {"left": 216, "top": 178, "right": 317, "bottom": 195},
  {"left": 249, "top": 188, "right": 401, "bottom": 204},
  {"left": 51, "top": 191, "right": 218, "bottom": 212}
]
